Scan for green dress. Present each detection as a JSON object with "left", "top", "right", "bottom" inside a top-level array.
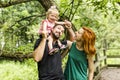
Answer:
[{"left": 64, "top": 42, "right": 88, "bottom": 80}]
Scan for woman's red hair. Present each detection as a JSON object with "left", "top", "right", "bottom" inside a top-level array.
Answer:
[{"left": 82, "top": 27, "right": 96, "bottom": 55}]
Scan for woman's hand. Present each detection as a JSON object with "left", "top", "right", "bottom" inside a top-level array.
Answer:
[{"left": 64, "top": 20, "right": 72, "bottom": 29}]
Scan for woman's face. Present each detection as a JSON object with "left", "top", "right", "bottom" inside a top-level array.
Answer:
[{"left": 75, "top": 28, "right": 84, "bottom": 41}]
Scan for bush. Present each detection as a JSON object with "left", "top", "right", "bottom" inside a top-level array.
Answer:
[{"left": 0, "top": 59, "right": 38, "bottom": 80}]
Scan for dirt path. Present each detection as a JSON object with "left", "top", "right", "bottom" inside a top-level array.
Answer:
[{"left": 99, "top": 68, "right": 120, "bottom": 80}]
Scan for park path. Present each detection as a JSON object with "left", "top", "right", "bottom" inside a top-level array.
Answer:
[{"left": 99, "top": 67, "right": 120, "bottom": 80}]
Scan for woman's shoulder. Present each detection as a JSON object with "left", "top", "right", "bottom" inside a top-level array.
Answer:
[{"left": 67, "top": 41, "right": 76, "bottom": 50}]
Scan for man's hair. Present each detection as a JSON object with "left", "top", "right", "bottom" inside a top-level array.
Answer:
[{"left": 53, "top": 24, "right": 65, "bottom": 29}]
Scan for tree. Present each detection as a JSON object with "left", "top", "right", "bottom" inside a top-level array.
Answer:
[
  {"left": 0, "top": 0, "right": 56, "bottom": 60},
  {"left": 0, "top": 0, "right": 120, "bottom": 60}
]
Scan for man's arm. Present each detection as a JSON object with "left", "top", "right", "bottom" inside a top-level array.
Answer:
[
  {"left": 33, "top": 31, "right": 47, "bottom": 62},
  {"left": 43, "top": 21, "right": 47, "bottom": 31}
]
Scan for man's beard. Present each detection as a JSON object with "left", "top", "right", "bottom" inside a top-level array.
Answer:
[{"left": 52, "top": 32, "right": 59, "bottom": 39}]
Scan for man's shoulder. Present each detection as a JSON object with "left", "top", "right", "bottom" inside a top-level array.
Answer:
[{"left": 34, "top": 37, "right": 48, "bottom": 50}]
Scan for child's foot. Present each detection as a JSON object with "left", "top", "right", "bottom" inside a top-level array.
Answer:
[
  {"left": 60, "top": 45, "right": 67, "bottom": 50},
  {"left": 49, "top": 48, "right": 59, "bottom": 55}
]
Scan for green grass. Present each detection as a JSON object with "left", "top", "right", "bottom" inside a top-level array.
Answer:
[{"left": 0, "top": 59, "right": 38, "bottom": 80}]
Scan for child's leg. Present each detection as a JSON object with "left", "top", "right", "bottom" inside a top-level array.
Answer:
[
  {"left": 48, "top": 40, "right": 59, "bottom": 55},
  {"left": 48, "top": 36, "right": 59, "bottom": 54},
  {"left": 57, "top": 40, "right": 67, "bottom": 50}
]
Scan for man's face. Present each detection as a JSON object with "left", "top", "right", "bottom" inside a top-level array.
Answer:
[{"left": 51, "top": 25, "right": 64, "bottom": 39}]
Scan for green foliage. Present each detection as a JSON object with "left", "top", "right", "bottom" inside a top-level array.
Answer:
[
  {"left": 107, "top": 58, "right": 120, "bottom": 64},
  {"left": 16, "top": 43, "right": 33, "bottom": 54},
  {"left": 57, "top": 0, "right": 120, "bottom": 67},
  {"left": 62, "top": 54, "right": 68, "bottom": 71},
  {"left": 0, "top": 59, "right": 38, "bottom": 80},
  {"left": 0, "top": 0, "right": 120, "bottom": 54},
  {"left": 0, "top": 1, "right": 45, "bottom": 53},
  {"left": 0, "top": 0, "right": 120, "bottom": 71}
]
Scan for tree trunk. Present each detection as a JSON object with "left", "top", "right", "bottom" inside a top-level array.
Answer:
[
  {"left": 38, "top": 0, "right": 56, "bottom": 11},
  {"left": 0, "top": 50, "right": 32, "bottom": 61}
]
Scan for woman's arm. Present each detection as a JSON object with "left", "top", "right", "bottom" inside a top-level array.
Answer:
[
  {"left": 56, "top": 20, "right": 75, "bottom": 41},
  {"left": 88, "top": 55, "right": 95, "bottom": 80},
  {"left": 61, "top": 20, "right": 75, "bottom": 58},
  {"left": 61, "top": 40, "right": 73, "bottom": 58},
  {"left": 65, "top": 20, "right": 75, "bottom": 41}
]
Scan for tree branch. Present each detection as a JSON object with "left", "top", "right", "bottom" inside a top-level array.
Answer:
[
  {"left": 70, "top": 0, "right": 81, "bottom": 21},
  {"left": 0, "top": 0, "right": 36, "bottom": 8},
  {"left": 0, "top": 50, "right": 33, "bottom": 61},
  {"left": 8, "top": 14, "right": 45, "bottom": 29}
]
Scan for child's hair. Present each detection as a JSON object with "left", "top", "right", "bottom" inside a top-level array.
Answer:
[{"left": 46, "top": 6, "right": 59, "bottom": 20}]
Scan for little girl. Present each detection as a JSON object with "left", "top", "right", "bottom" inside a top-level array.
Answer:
[{"left": 39, "top": 6, "right": 66, "bottom": 54}]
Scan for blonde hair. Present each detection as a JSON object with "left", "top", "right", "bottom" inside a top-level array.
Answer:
[
  {"left": 82, "top": 27, "right": 96, "bottom": 56},
  {"left": 46, "top": 6, "right": 59, "bottom": 20}
]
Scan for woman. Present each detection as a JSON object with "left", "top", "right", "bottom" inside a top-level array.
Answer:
[{"left": 64, "top": 27, "right": 96, "bottom": 80}]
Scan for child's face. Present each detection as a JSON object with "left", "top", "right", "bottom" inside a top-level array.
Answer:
[{"left": 48, "top": 11, "right": 59, "bottom": 23}]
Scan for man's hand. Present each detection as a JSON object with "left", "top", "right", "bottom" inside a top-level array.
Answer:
[
  {"left": 41, "top": 31, "right": 47, "bottom": 39},
  {"left": 47, "top": 35, "right": 53, "bottom": 41}
]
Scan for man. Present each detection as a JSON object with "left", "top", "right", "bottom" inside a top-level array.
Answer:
[{"left": 33, "top": 22, "right": 74, "bottom": 80}]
